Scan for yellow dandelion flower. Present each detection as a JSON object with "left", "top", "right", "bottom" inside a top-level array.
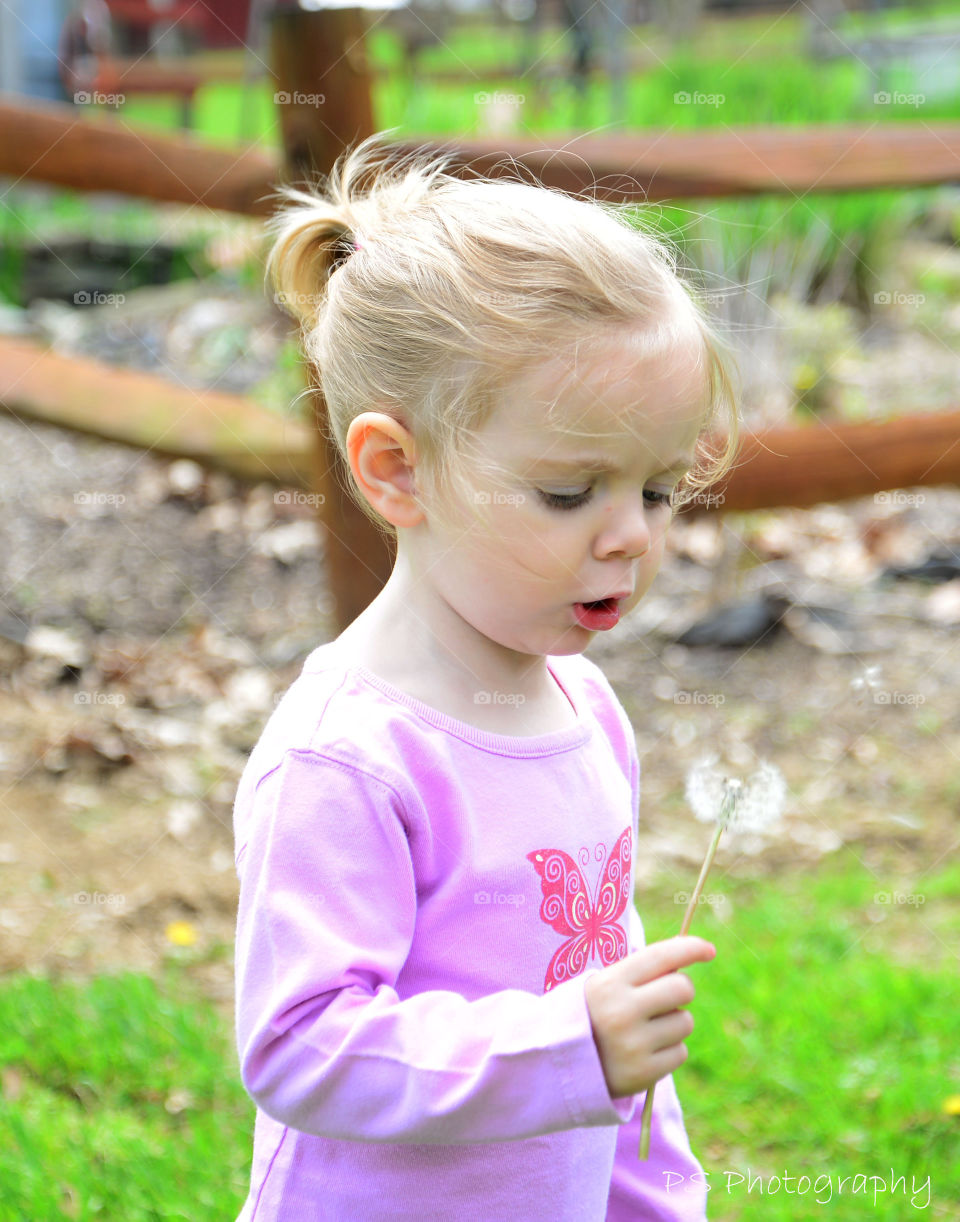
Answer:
[
  {"left": 942, "top": 1095, "right": 960, "bottom": 1116},
  {"left": 166, "top": 920, "right": 197, "bottom": 947},
  {"left": 793, "top": 363, "right": 819, "bottom": 391}
]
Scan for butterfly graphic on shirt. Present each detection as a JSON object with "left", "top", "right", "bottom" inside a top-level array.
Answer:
[{"left": 526, "top": 826, "right": 632, "bottom": 992}]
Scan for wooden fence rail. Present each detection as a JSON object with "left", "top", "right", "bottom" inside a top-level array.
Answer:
[
  {"left": 3, "top": 51, "right": 960, "bottom": 629},
  {"left": 3, "top": 97, "right": 960, "bottom": 214},
  {"left": 3, "top": 334, "right": 959, "bottom": 515},
  {"left": 0, "top": 336, "right": 315, "bottom": 489}
]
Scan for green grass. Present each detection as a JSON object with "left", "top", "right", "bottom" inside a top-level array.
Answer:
[
  {"left": 108, "top": 36, "right": 960, "bottom": 143},
  {"left": 641, "top": 849, "right": 960, "bottom": 1220},
  {"left": 0, "top": 967, "right": 254, "bottom": 1220},
  {"left": 1, "top": 853, "right": 957, "bottom": 1218},
  {"left": 77, "top": 1, "right": 960, "bottom": 142}
]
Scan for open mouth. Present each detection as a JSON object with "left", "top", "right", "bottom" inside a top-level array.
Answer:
[{"left": 573, "top": 598, "right": 622, "bottom": 631}]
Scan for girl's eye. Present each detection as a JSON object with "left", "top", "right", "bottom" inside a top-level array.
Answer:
[
  {"left": 535, "top": 487, "right": 593, "bottom": 511},
  {"left": 535, "top": 486, "right": 675, "bottom": 512}
]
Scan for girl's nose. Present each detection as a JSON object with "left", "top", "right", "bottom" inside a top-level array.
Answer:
[{"left": 592, "top": 493, "right": 653, "bottom": 560}]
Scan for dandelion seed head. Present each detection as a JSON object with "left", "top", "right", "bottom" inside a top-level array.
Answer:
[
  {"left": 684, "top": 757, "right": 786, "bottom": 832},
  {"left": 685, "top": 756, "right": 728, "bottom": 824}
]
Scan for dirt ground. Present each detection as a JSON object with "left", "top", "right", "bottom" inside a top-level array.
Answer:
[{"left": 2, "top": 293, "right": 959, "bottom": 1026}]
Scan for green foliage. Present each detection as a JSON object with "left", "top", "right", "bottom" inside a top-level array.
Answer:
[
  {"left": 1, "top": 854, "right": 957, "bottom": 1217},
  {"left": 248, "top": 335, "right": 314, "bottom": 418},
  {"left": 0, "top": 968, "right": 253, "bottom": 1219},
  {"left": 103, "top": 14, "right": 960, "bottom": 320},
  {"left": 5, "top": 6, "right": 959, "bottom": 374},
  {"left": 0, "top": 187, "right": 215, "bottom": 308},
  {"left": 640, "top": 851, "right": 960, "bottom": 1219}
]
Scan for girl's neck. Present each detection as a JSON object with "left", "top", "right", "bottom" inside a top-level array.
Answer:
[{"left": 331, "top": 564, "right": 561, "bottom": 713}]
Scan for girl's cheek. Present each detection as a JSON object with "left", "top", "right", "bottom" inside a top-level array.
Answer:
[{"left": 644, "top": 534, "right": 668, "bottom": 576}]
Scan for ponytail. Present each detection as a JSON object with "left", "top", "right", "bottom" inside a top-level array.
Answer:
[{"left": 262, "top": 190, "right": 356, "bottom": 331}]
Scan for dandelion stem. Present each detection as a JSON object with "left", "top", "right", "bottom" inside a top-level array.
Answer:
[
  {"left": 680, "top": 823, "right": 725, "bottom": 936},
  {"left": 638, "top": 1079, "right": 656, "bottom": 1160},
  {"left": 639, "top": 820, "right": 726, "bottom": 1160}
]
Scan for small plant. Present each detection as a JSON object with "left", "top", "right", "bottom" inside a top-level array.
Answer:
[{"left": 638, "top": 757, "right": 786, "bottom": 1160}]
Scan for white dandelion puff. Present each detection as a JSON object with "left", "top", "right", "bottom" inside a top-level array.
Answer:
[
  {"left": 685, "top": 757, "right": 786, "bottom": 832},
  {"left": 639, "top": 756, "right": 786, "bottom": 1162}
]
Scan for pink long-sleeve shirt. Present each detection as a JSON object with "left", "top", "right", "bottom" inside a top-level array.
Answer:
[{"left": 232, "top": 642, "right": 709, "bottom": 1220}]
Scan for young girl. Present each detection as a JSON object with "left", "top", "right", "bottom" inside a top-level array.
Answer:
[{"left": 233, "top": 133, "right": 739, "bottom": 1221}]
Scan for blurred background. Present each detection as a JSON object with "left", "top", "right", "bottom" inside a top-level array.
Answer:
[{"left": 1, "top": 0, "right": 959, "bottom": 1217}]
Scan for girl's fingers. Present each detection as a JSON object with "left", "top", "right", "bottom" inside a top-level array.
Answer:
[
  {"left": 632, "top": 972, "right": 697, "bottom": 1020},
  {"left": 621, "top": 936, "right": 716, "bottom": 988},
  {"left": 643, "top": 1008, "right": 695, "bottom": 1054},
  {"left": 640, "top": 1040, "right": 691, "bottom": 1085}
]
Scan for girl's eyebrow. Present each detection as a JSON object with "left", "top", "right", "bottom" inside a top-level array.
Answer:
[{"left": 533, "top": 452, "right": 694, "bottom": 474}]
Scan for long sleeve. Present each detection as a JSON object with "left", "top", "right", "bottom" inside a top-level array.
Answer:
[
  {"left": 605, "top": 903, "right": 709, "bottom": 1220},
  {"left": 234, "top": 746, "right": 635, "bottom": 1145}
]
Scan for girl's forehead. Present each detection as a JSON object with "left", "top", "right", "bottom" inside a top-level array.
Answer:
[
  {"left": 552, "top": 324, "right": 703, "bottom": 391},
  {"left": 500, "top": 326, "right": 709, "bottom": 444}
]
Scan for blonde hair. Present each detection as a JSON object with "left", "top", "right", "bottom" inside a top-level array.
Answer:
[{"left": 264, "top": 132, "right": 740, "bottom": 537}]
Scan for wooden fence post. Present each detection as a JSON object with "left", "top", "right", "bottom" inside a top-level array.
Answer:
[{"left": 269, "top": 0, "right": 396, "bottom": 634}]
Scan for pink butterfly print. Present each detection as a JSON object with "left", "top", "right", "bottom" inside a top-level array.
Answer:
[{"left": 526, "top": 826, "right": 632, "bottom": 992}]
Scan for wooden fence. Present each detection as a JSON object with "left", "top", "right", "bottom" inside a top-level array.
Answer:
[{"left": 1, "top": 11, "right": 959, "bottom": 628}]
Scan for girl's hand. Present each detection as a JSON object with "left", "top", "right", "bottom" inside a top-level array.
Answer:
[{"left": 583, "top": 936, "right": 716, "bottom": 1099}]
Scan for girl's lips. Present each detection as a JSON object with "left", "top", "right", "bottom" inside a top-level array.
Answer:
[
  {"left": 581, "top": 590, "right": 632, "bottom": 603},
  {"left": 573, "top": 599, "right": 621, "bottom": 631}
]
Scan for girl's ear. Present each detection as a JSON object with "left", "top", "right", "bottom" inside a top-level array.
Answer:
[{"left": 346, "top": 412, "right": 424, "bottom": 528}]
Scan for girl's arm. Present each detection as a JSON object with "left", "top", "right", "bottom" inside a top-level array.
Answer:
[{"left": 234, "top": 747, "right": 636, "bottom": 1144}]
